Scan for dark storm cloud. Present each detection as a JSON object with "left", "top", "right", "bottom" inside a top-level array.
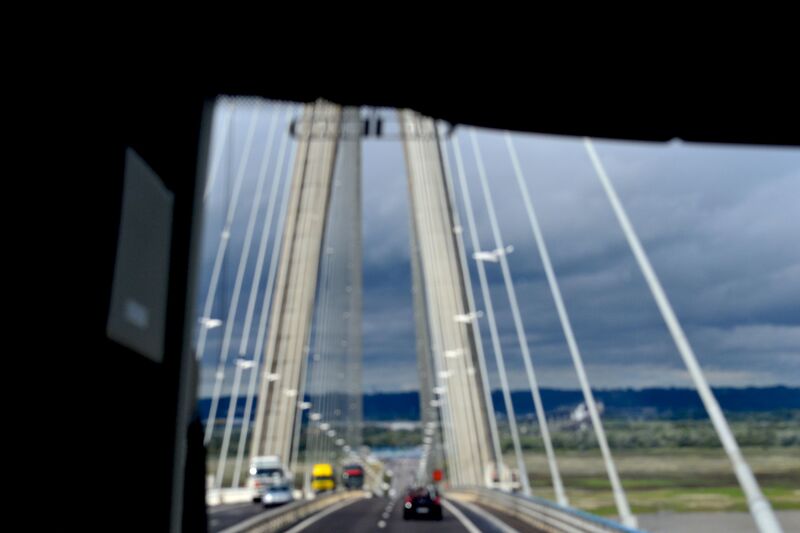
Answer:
[
  {"left": 444, "top": 130, "right": 800, "bottom": 389},
  {"left": 197, "top": 102, "right": 800, "bottom": 396}
]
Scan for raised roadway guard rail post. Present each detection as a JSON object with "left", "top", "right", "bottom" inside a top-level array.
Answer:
[{"left": 448, "top": 487, "right": 645, "bottom": 533}]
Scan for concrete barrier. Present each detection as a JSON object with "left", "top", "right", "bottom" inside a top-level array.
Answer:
[
  {"left": 448, "top": 487, "right": 645, "bottom": 533},
  {"left": 207, "top": 488, "right": 254, "bottom": 506}
]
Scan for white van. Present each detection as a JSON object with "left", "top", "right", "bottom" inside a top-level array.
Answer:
[{"left": 247, "top": 456, "right": 290, "bottom": 502}]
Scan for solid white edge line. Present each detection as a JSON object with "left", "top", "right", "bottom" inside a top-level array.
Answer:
[
  {"left": 282, "top": 496, "right": 364, "bottom": 533},
  {"left": 448, "top": 498, "right": 520, "bottom": 533},
  {"left": 441, "top": 498, "right": 482, "bottom": 533}
]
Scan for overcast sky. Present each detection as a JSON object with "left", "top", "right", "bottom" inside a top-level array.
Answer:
[{"left": 196, "top": 99, "right": 800, "bottom": 396}]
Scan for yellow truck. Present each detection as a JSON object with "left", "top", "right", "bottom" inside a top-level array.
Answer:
[{"left": 311, "top": 463, "right": 335, "bottom": 493}]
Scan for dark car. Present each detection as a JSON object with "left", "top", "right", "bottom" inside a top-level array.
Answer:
[{"left": 403, "top": 486, "right": 443, "bottom": 520}]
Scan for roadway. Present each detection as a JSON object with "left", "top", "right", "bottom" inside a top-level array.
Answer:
[
  {"left": 208, "top": 501, "right": 265, "bottom": 532},
  {"left": 209, "top": 492, "right": 541, "bottom": 532},
  {"left": 209, "top": 455, "right": 542, "bottom": 532},
  {"left": 282, "top": 493, "right": 540, "bottom": 533}
]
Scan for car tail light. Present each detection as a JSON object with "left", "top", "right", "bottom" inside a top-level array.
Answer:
[
  {"left": 434, "top": 496, "right": 441, "bottom": 505},
  {"left": 404, "top": 496, "right": 412, "bottom": 503}
]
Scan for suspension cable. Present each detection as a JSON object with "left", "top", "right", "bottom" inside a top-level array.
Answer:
[
  {"left": 216, "top": 107, "right": 293, "bottom": 486},
  {"left": 232, "top": 125, "right": 298, "bottom": 486},
  {"left": 469, "top": 129, "right": 566, "bottom": 505},
  {"left": 439, "top": 123, "right": 504, "bottom": 485},
  {"left": 585, "top": 137, "right": 780, "bottom": 532},
  {"left": 451, "top": 132, "right": 531, "bottom": 495},
  {"left": 203, "top": 98, "right": 236, "bottom": 202},
  {"left": 202, "top": 106, "right": 262, "bottom": 443},
  {"left": 211, "top": 109, "right": 282, "bottom": 485},
  {"left": 417, "top": 121, "right": 482, "bottom": 485},
  {"left": 403, "top": 112, "right": 464, "bottom": 486}
]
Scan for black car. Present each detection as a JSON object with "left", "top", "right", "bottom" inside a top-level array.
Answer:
[{"left": 402, "top": 486, "right": 443, "bottom": 520}]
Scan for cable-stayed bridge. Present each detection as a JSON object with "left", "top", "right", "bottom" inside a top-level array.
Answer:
[{"left": 191, "top": 98, "right": 788, "bottom": 533}]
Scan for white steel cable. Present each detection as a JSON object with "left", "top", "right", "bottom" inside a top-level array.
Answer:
[
  {"left": 430, "top": 129, "right": 487, "bottom": 486},
  {"left": 451, "top": 133, "right": 531, "bottom": 496},
  {"left": 269, "top": 105, "right": 339, "bottom": 460},
  {"left": 409, "top": 181, "right": 451, "bottom": 485},
  {"left": 299, "top": 263, "right": 339, "bottom": 477},
  {"left": 196, "top": 106, "right": 259, "bottom": 364},
  {"left": 232, "top": 135, "right": 298, "bottom": 485},
  {"left": 584, "top": 137, "right": 780, "bottom": 533},
  {"left": 203, "top": 99, "right": 236, "bottom": 202},
  {"left": 308, "top": 214, "right": 338, "bottom": 469},
  {"left": 238, "top": 108, "right": 293, "bottom": 358},
  {"left": 407, "top": 120, "right": 461, "bottom": 485},
  {"left": 469, "top": 129, "right": 567, "bottom": 506},
  {"left": 403, "top": 113, "right": 464, "bottom": 486},
  {"left": 316, "top": 199, "right": 344, "bottom": 466},
  {"left": 214, "top": 108, "right": 288, "bottom": 486},
  {"left": 201, "top": 107, "right": 261, "bottom": 443},
  {"left": 308, "top": 126, "right": 352, "bottom": 468},
  {"left": 263, "top": 105, "right": 322, "bottom": 458},
  {"left": 439, "top": 124, "right": 504, "bottom": 486},
  {"left": 209, "top": 109, "right": 281, "bottom": 457},
  {"left": 290, "top": 112, "right": 360, "bottom": 478},
  {"left": 416, "top": 123, "right": 480, "bottom": 485},
  {"left": 423, "top": 128, "right": 476, "bottom": 486},
  {"left": 506, "top": 133, "right": 633, "bottom": 513},
  {"left": 300, "top": 235, "right": 334, "bottom": 474}
]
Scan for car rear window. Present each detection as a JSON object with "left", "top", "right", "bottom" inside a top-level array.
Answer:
[{"left": 255, "top": 467, "right": 282, "bottom": 476}]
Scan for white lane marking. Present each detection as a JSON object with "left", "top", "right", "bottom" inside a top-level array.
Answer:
[
  {"left": 378, "top": 520, "right": 386, "bottom": 528},
  {"left": 441, "top": 499, "right": 482, "bottom": 533},
  {"left": 283, "top": 497, "right": 363, "bottom": 533},
  {"left": 450, "top": 498, "right": 519, "bottom": 533}
]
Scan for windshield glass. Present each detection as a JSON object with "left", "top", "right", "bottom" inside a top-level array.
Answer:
[{"left": 254, "top": 467, "right": 282, "bottom": 477}]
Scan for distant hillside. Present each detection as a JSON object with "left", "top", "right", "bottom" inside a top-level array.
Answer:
[
  {"left": 199, "top": 386, "right": 799, "bottom": 423},
  {"left": 363, "top": 387, "right": 800, "bottom": 421}
]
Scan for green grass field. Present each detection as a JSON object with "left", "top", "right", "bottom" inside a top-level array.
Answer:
[
  {"left": 204, "top": 417, "right": 800, "bottom": 515},
  {"left": 511, "top": 447, "right": 800, "bottom": 515}
]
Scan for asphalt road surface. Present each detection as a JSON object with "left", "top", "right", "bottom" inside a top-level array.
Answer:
[
  {"left": 283, "top": 492, "right": 541, "bottom": 532},
  {"left": 208, "top": 455, "right": 543, "bottom": 532},
  {"left": 208, "top": 501, "right": 265, "bottom": 532}
]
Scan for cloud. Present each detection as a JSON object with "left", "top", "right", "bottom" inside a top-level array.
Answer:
[{"left": 197, "top": 102, "right": 800, "bottom": 396}]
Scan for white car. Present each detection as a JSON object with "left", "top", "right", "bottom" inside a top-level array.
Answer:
[
  {"left": 262, "top": 485, "right": 294, "bottom": 507},
  {"left": 248, "top": 455, "right": 288, "bottom": 502}
]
